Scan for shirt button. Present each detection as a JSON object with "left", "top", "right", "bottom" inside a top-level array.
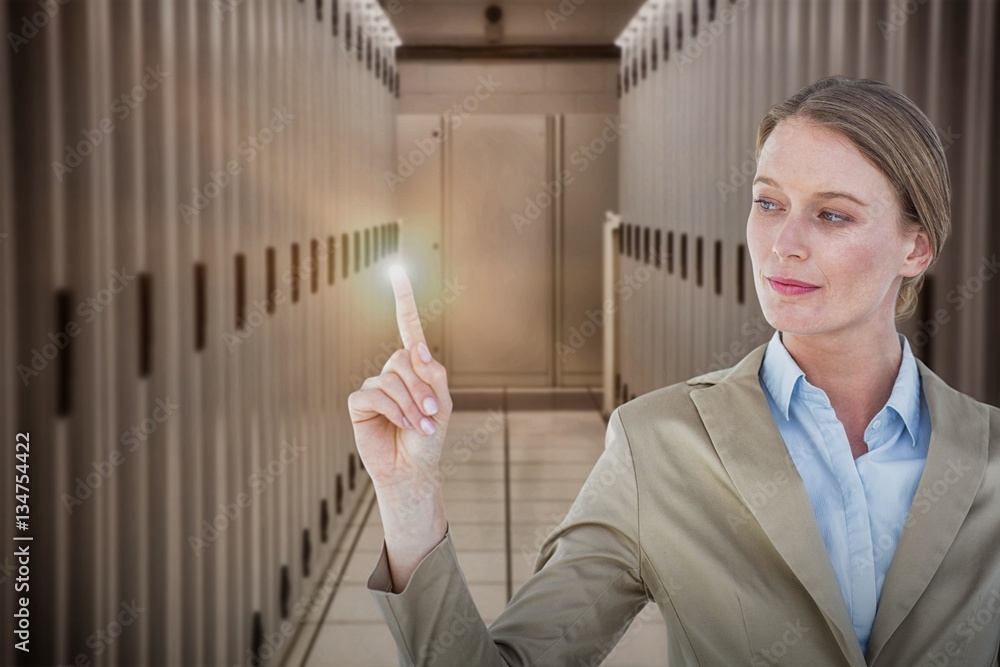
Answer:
[{"left": 873, "top": 419, "right": 882, "bottom": 430}]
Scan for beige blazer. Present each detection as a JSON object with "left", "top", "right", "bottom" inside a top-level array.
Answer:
[{"left": 367, "top": 341, "right": 1000, "bottom": 666}]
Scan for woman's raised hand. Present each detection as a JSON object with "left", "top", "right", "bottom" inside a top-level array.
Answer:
[{"left": 348, "top": 265, "right": 453, "bottom": 494}]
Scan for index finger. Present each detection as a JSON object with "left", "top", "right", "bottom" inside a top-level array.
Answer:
[{"left": 389, "top": 264, "right": 427, "bottom": 351}]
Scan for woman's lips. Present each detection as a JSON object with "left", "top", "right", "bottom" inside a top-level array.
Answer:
[{"left": 767, "top": 278, "right": 820, "bottom": 296}]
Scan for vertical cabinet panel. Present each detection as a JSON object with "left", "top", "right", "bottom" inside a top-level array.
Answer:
[
  {"left": 2, "top": 0, "right": 400, "bottom": 663},
  {"left": 558, "top": 115, "right": 620, "bottom": 385}
]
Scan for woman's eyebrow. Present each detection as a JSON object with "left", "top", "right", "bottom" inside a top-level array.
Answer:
[{"left": 752, "top": 175, "right": 870, "bottom": 208}]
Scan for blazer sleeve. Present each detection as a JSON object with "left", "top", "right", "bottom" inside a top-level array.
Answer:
[{"left": 366, "top": 406, "right": 650, "bottom": 666}]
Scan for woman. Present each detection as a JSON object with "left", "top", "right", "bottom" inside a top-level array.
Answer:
[{"left": 348, "top": 77, "right": 1000, "bottom": 666}]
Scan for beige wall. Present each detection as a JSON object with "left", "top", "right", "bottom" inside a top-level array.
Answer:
[{"left": 398, "top": 60, "right": 619, "bottom": 114}]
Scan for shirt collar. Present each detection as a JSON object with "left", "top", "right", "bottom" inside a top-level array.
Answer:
[{"left": 759, "top": 330, "right": 922, "bottom": 447}]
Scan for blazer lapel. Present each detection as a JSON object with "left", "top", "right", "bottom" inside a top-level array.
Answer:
[
  {"left": 865, "top": 358, "right": 990, "bottom": 665},
  {"left": 687, "top": 342, "right": 868, "bottom": 667}
]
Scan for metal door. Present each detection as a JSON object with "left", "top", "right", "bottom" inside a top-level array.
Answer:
[{"left": 445, "top": 115, "right": 553, "bottom": 387}]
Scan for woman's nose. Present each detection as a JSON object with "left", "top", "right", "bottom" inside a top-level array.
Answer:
[{"left": 771, "top": 211, "right": 811, "bottom": 260}]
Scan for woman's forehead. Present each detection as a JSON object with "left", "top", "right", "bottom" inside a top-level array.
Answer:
[{"left": 756, "top": 120, "right": 890, "bottom": 200}]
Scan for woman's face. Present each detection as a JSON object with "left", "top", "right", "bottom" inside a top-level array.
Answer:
[{"left": 746, "top": 117, "right": 929, "bottom": 338}]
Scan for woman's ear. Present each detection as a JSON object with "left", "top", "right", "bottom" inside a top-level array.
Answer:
[{"left": 903, "top": 229, "right": 933, "bottom": 277}]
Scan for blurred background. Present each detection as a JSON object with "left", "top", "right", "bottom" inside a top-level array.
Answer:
[{"left": 1, "top": 0, "right": 998, "bottom": 665}]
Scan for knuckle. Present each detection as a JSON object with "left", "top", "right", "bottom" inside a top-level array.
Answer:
[
  {"left": 378, "top": 392, "right": 398, "bottom": 412},
  {"left": 384, "top": 372, "right": 408, "bottom": 394},
  {"left": 428, "top": 363, "right": 447, "bottom": 383},
  {"left": 380, "top": 349, "right": 402, "bottom": 373}
]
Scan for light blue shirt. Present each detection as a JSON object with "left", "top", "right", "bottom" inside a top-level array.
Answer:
[{"left": 757, "top": 330, "right": 931, "bottom": 655}]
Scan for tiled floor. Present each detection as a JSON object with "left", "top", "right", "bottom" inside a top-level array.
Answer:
[{"left": 301, "top": 389, "right": 669, "bottom": 666}]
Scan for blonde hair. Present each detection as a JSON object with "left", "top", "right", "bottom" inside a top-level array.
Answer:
[{"left": 754, "top": 76, "right": 951, "bottom": 321}]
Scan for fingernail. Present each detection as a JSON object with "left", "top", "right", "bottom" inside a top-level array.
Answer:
[
  {"left": 420, "top": 417, "right": 435, "bottom": 435},
  {"left": 402, "top": 416, "right": 412, "bottom": 429},
  {"left": 418, "top": 342, "right": 432, "bottom": 363},
  {"left": 423, "top": 397, "right": 439, "bottom": 415}
]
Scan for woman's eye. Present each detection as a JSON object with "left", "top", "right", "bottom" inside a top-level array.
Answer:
[
  {"left": 753, "top": 198, "right": 852, "bottom": 224},
  {"left": 820, "top": 210, "right": 851, "bottom": 223}
]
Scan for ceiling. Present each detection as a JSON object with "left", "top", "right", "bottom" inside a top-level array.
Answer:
[{"left": 385, "top": 0, "right": 646, "bottom": 47}]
